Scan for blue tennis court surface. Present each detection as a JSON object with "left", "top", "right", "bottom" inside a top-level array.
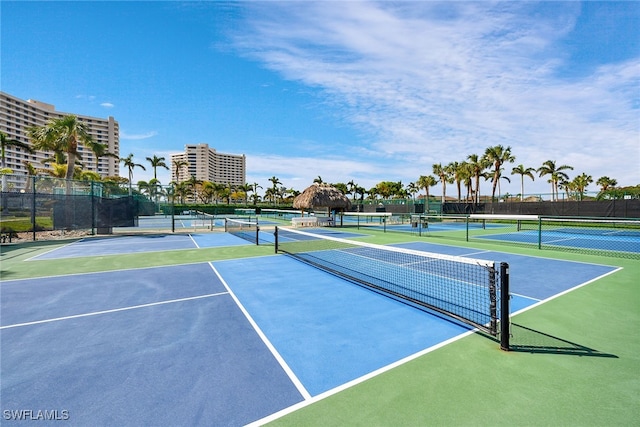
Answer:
[
  {"left": 1, "top": 237, "right": 620, "bottom": 425},
  {"left": 476, "top": 230, "right": 640, "bottom": 253},
  {"left": 1, "top": 263, "right": 303, "bottom": 425},
  {"left": 29, "top": 233, "right": 253, "bottom": 260}
]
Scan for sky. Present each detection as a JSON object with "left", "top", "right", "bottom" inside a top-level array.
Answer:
[{"left": 1, "top": 1, "right": 639, "bottom": 198}]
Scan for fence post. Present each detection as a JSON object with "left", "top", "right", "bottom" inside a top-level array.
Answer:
[
  {"left": 31, "top": 176, "right": 36, "bottom": 241},
  {"left": 91, "top": 181, "right": 95, "bottom": 235}
]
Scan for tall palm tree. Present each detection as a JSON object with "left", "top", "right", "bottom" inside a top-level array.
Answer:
[
  {"left": 1, "top": 131, "right": 35, "bottom": 191},
  {"left": 432, "top": 163, "right": 450, "bottom": 204},
  {"left": 251, "top": 182, "right": 263, "bottom": 204},
  {"left": 537, "top": 160, "right": 573, "bottom": 202},
  {"left": 120, "top": 153, "right": 146, "bottom": 196},
  {"left": 406, "top": 182, "right": 419, "bottom": 200},
  {"left": 146, "top": 155, "right": 169, "bottom": 180},
  {"left": 467, "top": 153, "right": 489, "bottom": 204},
  {"left": 86, "top": 140, "right": 117, "bottom": 174},
  {"left": 446, "top": 161, "right": 463, "bottom": 202},
  {"left": 26, "top": 115, "right": 93, "bottom": 184},
  {"left": 511, "top": 164, "right": 536, "bottom": 201},
  {"left": 482, "top": 145, "right": 515, "bottom": 201},
  {"left": 268, "top": 176, "right": 281, "bottom": 205},
  {"left": 572, "top": 173, "right": 593, "bottom": 201},
  {"left": 172, "top": 159, "right": 189, "bottom": 184},
  {"left": 416, "top": 175, "right": 438, "bottom": 202},
  {"left": 458, "top": 163, "right": 474, "bottom": 202}
]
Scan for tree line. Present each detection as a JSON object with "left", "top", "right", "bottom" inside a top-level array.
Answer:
[{"left": 1, "top": 115, "right": 634, "bottom": 203}]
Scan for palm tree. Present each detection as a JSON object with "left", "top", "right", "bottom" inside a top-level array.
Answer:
[
  {"left": 146, "top": 155, "right": 169, "bottom": 181},
  {"left": 268, "top": 176, "right": 282, "bottom": 205},
  {"left": 26, "top": 115, "right": 93, "bottom": 184},
  {"left": 482, "top": 145, "right": 515, "bottom": 201},
  {"left": 459, "top": 163, "right": 474, "bottom": 202},
  {"left": 417, "top": 175, "right": 438, "bottom": 201},
  {"left": 21, "top": 160, "right": 38, "bottom": 192},
  {"left": 467, "top": 153, "right": 489, "bottom": 204},
  {"left": 236, "top": 183, "right": 253, "bottom": 206},
  {"left": 572, "top": 173, "right": 593, "bottom": 201},
  {"left": 432, "top": 163, "right": 451, "bottom": 204},
  {"left": 172, "top": 159, "right": 189, "bottom": 184},
  {"left": 511, "top": 164, "right": 536, "bottom": 201},
  {"left": 596, "top": 176, "right": 617, "bottom": 192},
  {"left": 1, "top": 131, "right": 35, "bottom": 191},
  {"left": 86, "top": 140, "right": 118, "bottom": 174},
  {"left": 251, "top": 182, "right": 263, "bottom": 205},
  {"left": 446, "top": 162, "right": 463, "bottom": 202},
  {"left": 120, "top": 153, "right": 146, "bottom": 196},
  {"left": 406, "top": 182, "right": 419, "bottom": 200},
  {"left": 537, "top": 160, "right": 573, "bottom": 202}
]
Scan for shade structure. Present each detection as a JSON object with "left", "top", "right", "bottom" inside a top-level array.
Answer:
[{"left": 293, "top": 183, "right": 352, "bottom": 212}]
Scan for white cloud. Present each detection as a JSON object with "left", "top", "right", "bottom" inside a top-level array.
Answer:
[
  {"left": 120, "top": 130, "right": 159, "bottom": 140},
  {"left": 100, "top": 102, "right": 114, "bottom": 108},
  {"left": 232, "top": 1, "right": 639, "bottom": 193}
]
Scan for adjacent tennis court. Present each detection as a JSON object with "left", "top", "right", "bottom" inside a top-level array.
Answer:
[{"left": 1, "top": 225, "right": 637, "bottom": 426}]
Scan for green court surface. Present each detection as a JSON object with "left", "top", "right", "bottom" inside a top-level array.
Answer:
[{"left": 1, "top": 229, "right": 638, "bottom": 426}]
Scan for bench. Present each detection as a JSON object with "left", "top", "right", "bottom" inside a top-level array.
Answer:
[{"left": 291, "top": 217, "right": 318, "bottom": 227}]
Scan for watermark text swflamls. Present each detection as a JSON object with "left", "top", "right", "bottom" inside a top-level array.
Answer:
[{"left": 3, "top": 409, "right": 70, "bottom": 421}]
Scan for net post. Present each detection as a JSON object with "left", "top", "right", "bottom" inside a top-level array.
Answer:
[
  {"left": 466, "top": 215, "right": 470, "bottom": 241},
  {"left": 537, "top": 216, "right": 543, "bottom": 249},
  {"left": 255, "top": 225, "right": 260, "bottom": 246},
  {"left": 274, "top": 226, "right": 279, "bottom": 253},
  {"left": 224, "top": 218, "right": 228, "bottom": 233},
  {"left": 500, "top": 262, "right": 510, "bottom": 351}
]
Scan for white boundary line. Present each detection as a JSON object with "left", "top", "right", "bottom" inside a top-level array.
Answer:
[
  {"left": 207, "top": 262, "right": 312, "bottom": 401},
  {"left": 0, "top": 292, "right": 228, "bottom": 330},
  {"left": 189, "top": 233, "right": 200, "bottom": 248},
  {"left": 24, "top": 238, "right": 80, "bottom": 261},
  {"left": 509, "top": 266, "right": 624, "bottom": 318},
  {"left": 247, "top": 329, "right": 476, "bottom": 426},
  {"left": 0, "top": 254, "right": 279, "bottom": 285}
]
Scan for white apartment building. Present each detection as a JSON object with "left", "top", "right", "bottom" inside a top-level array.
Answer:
[
  {"left": 171, "top": 144, "right": 245, "bottom": 187},
  {"left": 0, "top": 91, "right": 120, "bottom": 189}
]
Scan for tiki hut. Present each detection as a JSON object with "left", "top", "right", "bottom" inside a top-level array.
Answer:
[{"left": 293, "top": 183, "right": 351, "bottom": 217}]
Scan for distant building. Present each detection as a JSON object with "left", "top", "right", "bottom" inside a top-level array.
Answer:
[
  {"left": 0, "top": 91, "right": 120, "bottom": 189},
  {"left": 171, "top": 143, "right": 246, "bottom": 186}
]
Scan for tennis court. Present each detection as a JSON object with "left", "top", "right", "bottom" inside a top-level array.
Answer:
[
  {"left": 477, "top": 228, "right": 640, "bottom": 253},
  {"left": 1, "top": 226, "right": 637, "bottom": 426}
]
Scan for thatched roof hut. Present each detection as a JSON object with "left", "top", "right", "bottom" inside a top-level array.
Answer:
[{"left": 293, "top": 183, "right": 351, "bottom": 213}]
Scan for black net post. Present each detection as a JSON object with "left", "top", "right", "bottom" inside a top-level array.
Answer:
[
  {"left": 274, "top": 226, "right": 279, "bottom": 253},
  {"left": 500, "top": 262, "right": 510, "bottom": 351},
  {"left": 538, "top": 217, "right": 543, "bottom": 250}
]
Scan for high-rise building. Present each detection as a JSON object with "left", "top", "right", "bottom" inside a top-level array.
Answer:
[
  {"left": 0, "top": 91, "right": 120, "bottom": 189},
  {"left": 171, "top": 143, "right": 246, "bottom": 186}
]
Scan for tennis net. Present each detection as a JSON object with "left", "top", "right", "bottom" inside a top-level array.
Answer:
[
  {"left": 275, "top": 226, "right": 510, "bottom": 349},
  {"left": 225, "top": 218, "right": 260, "bottom": 245}
]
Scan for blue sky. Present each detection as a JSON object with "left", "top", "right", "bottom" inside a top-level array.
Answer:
[{"left": 2, "top": 1, "right": 639, "bottom": 197}]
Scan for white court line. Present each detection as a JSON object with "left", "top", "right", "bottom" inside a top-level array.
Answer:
[
  {"left": 249, "top": 264, "right": 624, "bottom": 426},
  {"left": 509, "top": 266, "right": 624, "bottom": 318},
  {"left": 189, "top": 234, "right": 200, "bottom": 248},
  {"left": 24, "top": 238, "right": 81, "bottom": 261},
  {"left": 208, "top": 262, "right": 312, "bottom": 401},
  {"left": 0, "top": 292, "right": 228, "bottom": 330},
  {"left": 247, "top": 328, "right": 477, "bottom": 427}
]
